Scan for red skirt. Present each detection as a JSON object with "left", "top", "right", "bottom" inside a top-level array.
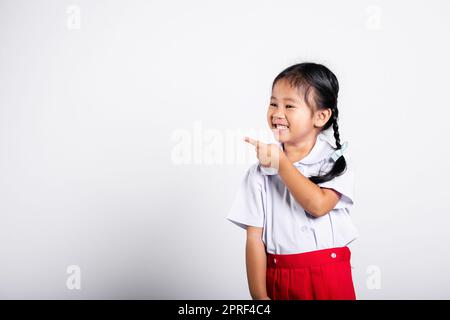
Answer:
[{"left": 266, "top": 246, "right": 356, "bottom": 300}]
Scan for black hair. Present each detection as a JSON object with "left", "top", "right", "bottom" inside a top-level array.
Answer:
[{"left": 271, "top": 62, "right": 346, "bottom": 184}]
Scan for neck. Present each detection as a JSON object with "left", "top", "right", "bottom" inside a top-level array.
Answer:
[{"left": 282, "top": 132, "right": 319, "bottom": 163}]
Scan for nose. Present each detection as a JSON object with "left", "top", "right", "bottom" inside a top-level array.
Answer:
[
  {"left": 272, "top": 114, "right": 286, "bottom": 120},
  {"left": 272, "top": 110, "right": 285, "bottom": 118}
]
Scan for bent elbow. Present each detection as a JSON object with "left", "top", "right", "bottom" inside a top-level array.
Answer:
[
  {"left": 306, "top": 202, "right": 329, "bottom": 218},
  {"left": 306, "top": 209, "right": 328, "bottom": 218}
]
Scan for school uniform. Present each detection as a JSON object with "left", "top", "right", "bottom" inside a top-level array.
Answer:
[{"left": 226, "top": 130, "right": 358, "bottom": 300}]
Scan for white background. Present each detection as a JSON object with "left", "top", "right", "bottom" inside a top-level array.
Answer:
[{"left": 1, "top": 0, "right": 449, "bottom": 299}]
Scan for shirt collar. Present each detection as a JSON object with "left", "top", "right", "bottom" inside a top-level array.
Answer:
[
  {"left": 259, "top": 130, "right": 336, "bottom": 175},
  {"left": 291, "top": 131, "right": 336, "bottom": 166}
]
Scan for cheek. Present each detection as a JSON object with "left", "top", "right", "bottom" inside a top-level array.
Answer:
[
  {"left": 288, "top": 112, "right": 301, "bottom": 124},
  {"left": 288, "top": 111, "right": 311, "bottom": 129}
]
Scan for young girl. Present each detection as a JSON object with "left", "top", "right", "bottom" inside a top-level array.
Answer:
[{"left": 226, "top": 62, "right": 358, "bottom": 300}]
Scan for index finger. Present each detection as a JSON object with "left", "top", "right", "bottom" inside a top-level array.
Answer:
[{"left": 244, "top": 136, "right": 260, "bottom": 147}]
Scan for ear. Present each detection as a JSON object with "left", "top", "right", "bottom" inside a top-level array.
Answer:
[{"left": 313, "top": 108, "right": 333, "bottom": 128}]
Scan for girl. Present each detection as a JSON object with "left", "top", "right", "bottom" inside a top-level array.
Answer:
[{"left": 226, "top": 62, "right": 358, "bottom": 300}]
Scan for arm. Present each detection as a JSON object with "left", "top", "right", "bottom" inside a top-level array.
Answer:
[
  {"left": 243, "top": 137, "right": 340, "bottom": 218},
  {"left": 245, "top": 226, "right": 270, "bottom": 300},
  {"left": 278, "top": 154, "right": 341, "bottom": 217}
]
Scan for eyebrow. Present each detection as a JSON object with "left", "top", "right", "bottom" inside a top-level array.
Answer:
[{"left": 270, "top": 96, "right": 299, "bottom": 103}]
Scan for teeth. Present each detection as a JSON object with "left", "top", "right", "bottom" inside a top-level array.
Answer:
[{"left": 275, "top": 124, "right": 288, "bottom": 129}]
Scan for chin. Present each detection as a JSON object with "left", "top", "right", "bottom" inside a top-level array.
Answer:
[{"left": 271, "top": 129, "right": 290, "bottom": 142}]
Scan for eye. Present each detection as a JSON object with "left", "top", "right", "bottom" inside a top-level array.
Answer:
[
  {"left": 270, "top": 103, "right": 277, "bottom": 107},
  {"left": 286, "top": 105, "right": 294, "bottom": 108}
]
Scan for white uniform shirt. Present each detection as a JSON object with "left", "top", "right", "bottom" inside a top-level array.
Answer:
[{"left": 226, "top": 130, "right": 358, "bottom": 254}]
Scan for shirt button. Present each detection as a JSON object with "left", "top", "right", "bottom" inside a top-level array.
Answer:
[
  {"left": 331, "top": 252, "right": 337, "bottom": 259},
  {"left": 274, "top": 258, "right": 277, "bottom": 264},
  {"left": 301, "top": 226, "right": 308, "bottom": 232}
]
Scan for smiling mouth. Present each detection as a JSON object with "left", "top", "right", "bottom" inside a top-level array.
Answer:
[{"left": 272, "top": 124, "right": 289, "bottom": 129}]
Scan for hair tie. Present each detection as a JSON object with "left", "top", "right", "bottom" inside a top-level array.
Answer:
[{"left": 331, "top": 141, "right": 348, "bottom": 161}]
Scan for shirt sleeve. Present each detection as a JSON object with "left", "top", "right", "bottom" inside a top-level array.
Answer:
[
  {"left": 317, "top": 156, "right": 355, "bottom": 210},
  {"left": 226, "top": 163, "right": 265, "bottom": 229}
]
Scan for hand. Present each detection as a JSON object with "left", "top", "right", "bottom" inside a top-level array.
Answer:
[{"left": 244, "top": 137, "right": 285, "bottom": 169}]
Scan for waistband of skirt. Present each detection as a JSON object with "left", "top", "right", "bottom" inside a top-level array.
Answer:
[{"left": 266, "top": 246, "right": 351, "bottom": 268}]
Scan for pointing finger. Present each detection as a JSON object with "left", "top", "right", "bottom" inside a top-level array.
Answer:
[{"left": 244, "top": 136, "right": 260, "bottom": 147}]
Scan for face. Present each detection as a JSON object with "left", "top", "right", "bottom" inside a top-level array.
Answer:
[{"left": 267, "top": 78, "right": 318, "bottom": 143}]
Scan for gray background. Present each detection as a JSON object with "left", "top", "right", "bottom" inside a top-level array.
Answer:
[{"left": 0, "top": 0, "right": 449, "bottom": 299}]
